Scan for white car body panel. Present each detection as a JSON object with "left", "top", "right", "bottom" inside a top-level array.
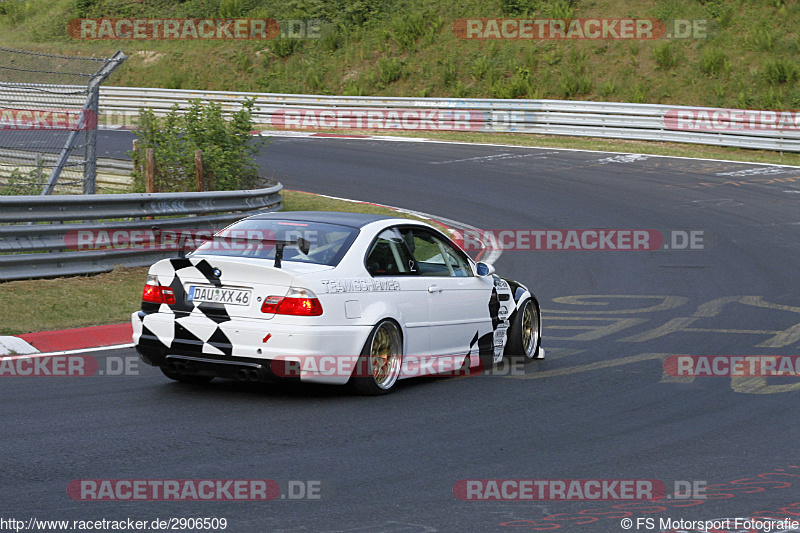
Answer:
[{"left": 132, "top": 214, "right": 536, "bottom": 387}]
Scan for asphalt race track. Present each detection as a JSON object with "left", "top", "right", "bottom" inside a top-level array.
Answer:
[{"left": 3, "top": 131, "right": 800, "bottom": 532}]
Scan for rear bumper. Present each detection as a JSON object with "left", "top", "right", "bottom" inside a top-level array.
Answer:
[
  {"left": 132, "top": 311, "right": 369, "bottom": 385},
  {"left": 162, "top": 354, "right": 291, "bottom": 383}
]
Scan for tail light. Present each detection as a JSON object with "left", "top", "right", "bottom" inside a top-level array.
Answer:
[
  {"left": 142, "top": 274, "right": 176, "bottom": 305},
  {"left": 261, "top": 287, "right": 323, "bottom": 316}
]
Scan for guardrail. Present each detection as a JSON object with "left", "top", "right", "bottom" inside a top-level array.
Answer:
[
  {"left": 0, "top": 151, "right": 133, "bottom": 191},
  {"left": 1, "top": 86, "right": 796, "bottom": 150},
  {"left": 0, "top": 181, "right": 282, "bottom": 281},
  {"left": 80, "top": 86, "right": 800, "bottom": 152}
]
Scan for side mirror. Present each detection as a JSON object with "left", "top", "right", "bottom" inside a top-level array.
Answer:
[{"left": 476, "top": 262, "right": 495, "bottom": 276}]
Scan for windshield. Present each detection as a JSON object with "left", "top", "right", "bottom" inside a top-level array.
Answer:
[{"left": 190, "top": 218, "right": 359, "bottom": 266}]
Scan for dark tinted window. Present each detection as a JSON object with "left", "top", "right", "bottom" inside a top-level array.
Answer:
[
  {"left": 365, "top": 228, "right": 418, "bottom": 276},
  {"left": 398, "top": 227, "right": 473, "bottom": 277},
  {"left": 191, "top": 219, "right": 358, "bottom": 266}
]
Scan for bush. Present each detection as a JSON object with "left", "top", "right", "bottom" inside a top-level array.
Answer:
[
  {"left": 501, "top": 0, "right": 541, "bottom": 15},
  {"left": 751, "top": 24, "right": 776, "bottom": 51},
  {"left": 390, "top": 8, "right": 442, "bottom": 52},
  {"left": 376, "top": 57, "right": 405, "bottom": 85},
  {"left": 546, "top": 0, "right": 574, "bottom": 19},
  {"left": 653, "top": 42, "right": 678, "bottom": 70},
  {"left": 129, "top": 99, "right": 266, "bottom": 193},
  {"left": 318, "top": 25, "right": 343, "bottom": 52},
  {"left": 392, "top": 11, "right": 427, "bottom": 52},
  {"left": 628, "top": 83, "right": 649, "bottom": 103},
  {"left": 764, "top": 59, "right": 799, "bottom": 85},
  {"left": 560, "top": 73, "right": 592, "bottom": 98},
  {"left": 735, "top": 90, "right": 755, "bottom": 109},
  {"left": 339, "top": 0, "right": 383, "bottom": 26},
  {"left": 490, "top": 68, "right": 533, "bottom": 99},
  {"left": 761, "top": 86, "right": 783, "bottom": 109},
  {"left": 0, "top": 168, "right": 46, "bottom": 196},
  {"left": 700, "top": 47, "right": 728, "bottom": 76},
  {"left": 269, "top": 37, "right": 302, "bottom": 59},
  {"left": 470, "top": 56, "right": 492, "bottom": 80},
  {"left": 218, "top": 0, "right": 247, "bottom": 18},
  {"left": 441, "top": 58, "right": 458, "bottom": 88}
]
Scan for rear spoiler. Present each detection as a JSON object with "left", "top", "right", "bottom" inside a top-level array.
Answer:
[{"left": 151, "top": 226, "right": 310, "bottom": 269}]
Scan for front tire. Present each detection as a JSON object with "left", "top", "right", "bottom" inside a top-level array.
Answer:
[
  {"left": 349, "top": 320, "right": 403, "bottom": 395},
  {"left": 504, "top": 298, "right": 542, "bottom": 362}
]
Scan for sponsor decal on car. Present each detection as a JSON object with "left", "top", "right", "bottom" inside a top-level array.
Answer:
[{"left": 320, "top": 278, "right": 400, "bottom": 293}]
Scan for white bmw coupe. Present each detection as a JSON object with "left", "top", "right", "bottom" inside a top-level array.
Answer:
[{"left": 132, "top": 211, "right": 542, "bottom": 395}]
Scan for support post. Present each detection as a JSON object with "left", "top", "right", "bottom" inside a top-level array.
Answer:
[
  {"left": 195, "top": 150, "right": 203, "bottom": 192},
  {"left": 145, "top": 148, "right": 155, "bottom": 194}
]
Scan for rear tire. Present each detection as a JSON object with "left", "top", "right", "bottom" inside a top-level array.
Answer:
[
  {"left": 504, "top": 298, "right": 541, "bottom": 362},
  {"left": 349, "top": 320, "right": 403, "bottom": 395},
  {"left": 160, "top": 366, "right": 214, "bottom": 384}
]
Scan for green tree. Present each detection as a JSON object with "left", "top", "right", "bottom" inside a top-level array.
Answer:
[{"left": 130, "top": 99, "right": 267, "bottom": 193}]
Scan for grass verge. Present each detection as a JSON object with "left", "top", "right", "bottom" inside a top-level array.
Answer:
[
  {"left": 3, "top": 0, "right": 800, "bottom": 112},
  {"left": 0, "top": 190, "right": 429, "bottom": 335}
]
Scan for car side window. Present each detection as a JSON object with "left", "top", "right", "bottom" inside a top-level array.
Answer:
[
  {"left": 398, "top": 227, "right": 474, "bottom": 277},
  {"left": 365, "top": 229, "right": 418, "bottom": 276}
]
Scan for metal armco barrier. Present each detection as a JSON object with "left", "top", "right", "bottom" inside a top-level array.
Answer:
[
  {"left": 92, "top": 86, "right": 800, "bottom": 152},
  {"left": 0, "top": 181, "right": 282, "bottom": 281},
  {"left": 0, "top": 151, "right": 133, "bottom": 191}
]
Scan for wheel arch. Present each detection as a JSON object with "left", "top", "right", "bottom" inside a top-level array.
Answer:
[{"left": 358, "top": 302, "right": 408, "bottom": 351}]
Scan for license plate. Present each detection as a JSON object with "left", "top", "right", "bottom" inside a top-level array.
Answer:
[{"left": 188, "top": 286, "right": 251, "bottom": 306}]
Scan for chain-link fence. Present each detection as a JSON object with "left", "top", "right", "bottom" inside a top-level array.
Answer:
[{"left": 0, "top": 47, "right": 126, "bottom": 195}]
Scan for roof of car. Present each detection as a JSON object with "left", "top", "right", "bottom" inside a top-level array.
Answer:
[{"left": 246, "top": 210, "right": 408, "bottom": 228}]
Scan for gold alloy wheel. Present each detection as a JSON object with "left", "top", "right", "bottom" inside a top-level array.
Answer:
[
  {"left": 522, "top": 301, "right": 539, "bottom": 358},
  {"left": 369, "top": 322, "right": 402, "bottom": 389}
]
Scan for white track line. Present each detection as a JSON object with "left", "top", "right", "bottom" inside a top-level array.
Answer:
[{"left": 2, "top": 344, "right": 135, "bottom": 359}]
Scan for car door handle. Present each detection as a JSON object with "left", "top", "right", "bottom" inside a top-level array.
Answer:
[{"left": 427, "top": 285, "right": 443, "bottom": 293}]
